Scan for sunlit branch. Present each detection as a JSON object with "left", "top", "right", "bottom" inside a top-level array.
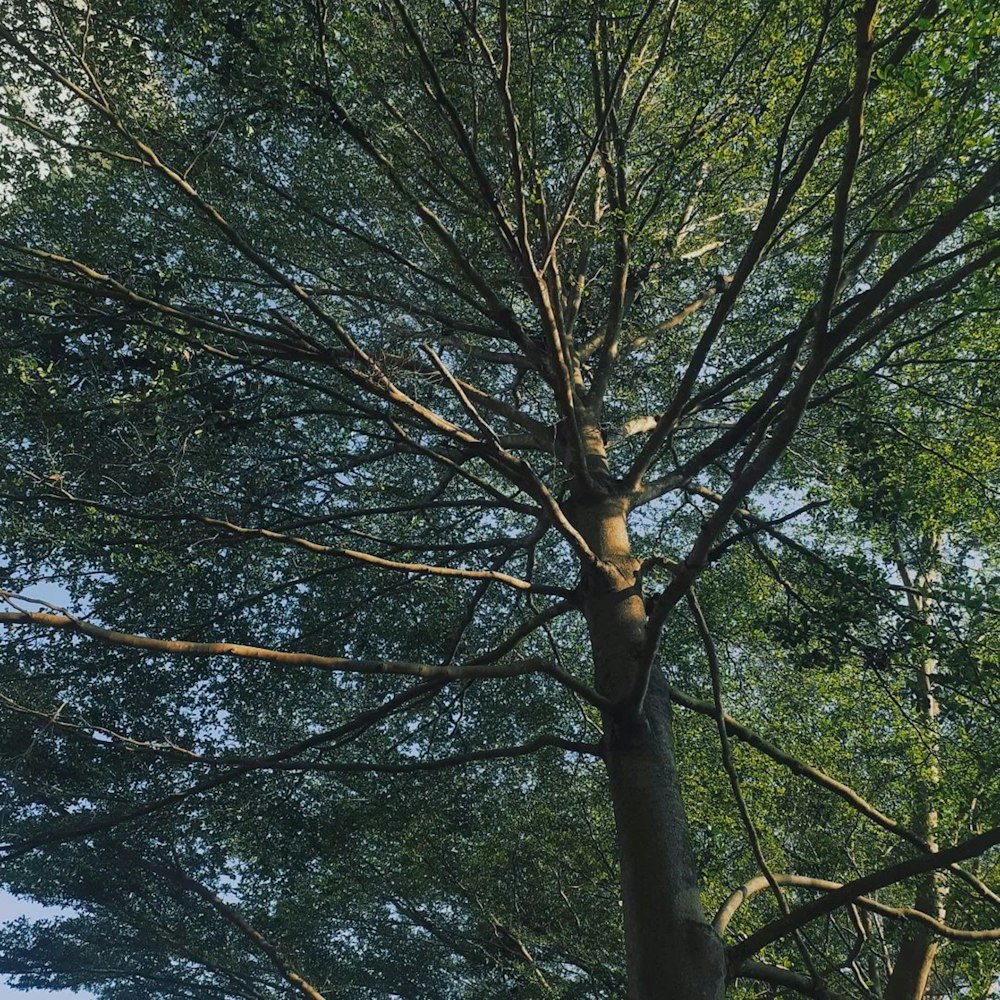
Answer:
[
  {"left": 0, "top": 689, "right": 204, "bottom": 760},
  {"left": 1, "top": 580, "right": 605, "bottom": 710},
  {"left": 729, "top": 831, "right": 1000, "bottom": 963},
  {"left": 2, "top": 485, "right": 557, "bottom": 593},
  {"left": 667, "top": 684, "right": 1000, "bottom": 909},
  {"left": 134, "top": 854, "right": 330, "bottom": 1000},
  {"left": 688, "top": 592, "right": 821, "bottom": 986},
  {"left": 717, "top": 873, "right": 1000, "bottom": 942},
  {"left": 195, "top": 515, "right": 557, "bottom": 591},
  {"left": 0, "top": 607, "right": 565, "bottom": 680},
  {"left": 421, "top": 341, "right": 516, "bottom": 452}
]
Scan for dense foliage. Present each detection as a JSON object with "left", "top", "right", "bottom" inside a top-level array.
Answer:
[{"left": 0, "top": 0, "right": 998, "bottom": 997}]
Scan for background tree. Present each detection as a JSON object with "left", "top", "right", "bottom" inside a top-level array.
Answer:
[{"left": 0, "top": 0, "right": 998, "bottom": 998}]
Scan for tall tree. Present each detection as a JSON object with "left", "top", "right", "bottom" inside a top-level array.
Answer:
[{"left": 0, "top": 1, "right": 998, "bottom": 997}]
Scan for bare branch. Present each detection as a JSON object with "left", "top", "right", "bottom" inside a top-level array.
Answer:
[
  {"left": 227, "top": 736, "right": 603, "bottom": 774},
  {"left": 814, "top": 0, "right": 879, "bottom": 340},
  {"left": 734, "top": 960, "right": 844, "bottom": 999},
  {"left": 668, "top": 684, "right": 1000, "bottom": 909},
  {"left": 0, "top": 605, "right": 556, "bottom": 682},
  {"left": 0, "top": 679, "right": 445, "bottom": 860},
  {"left": 718, "top": 874, "right": 1000, "bottom": 943},
  {"left": 729, "top": 825, "right": 1000, "bottom": 963},
  {"left": 688, "top": 592, "right": 821, "bottom": 987},
  {"left": 134, "top": 854, "right": 329, "bottom": 1000}
]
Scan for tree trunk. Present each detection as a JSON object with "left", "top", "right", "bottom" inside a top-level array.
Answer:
[
  {"left": 884, "top": 924, "right": 938, "bottom": 1000},
  {"left": 573, "top": 494, "right": 726, "bottom": 999},
  {"left": 603, "top": 669, "right": 727, "bottom": 1000},
  {"left": 886, "top": 537, "right": 946, "bottom": 1000}
]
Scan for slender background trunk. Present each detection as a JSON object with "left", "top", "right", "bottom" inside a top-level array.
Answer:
[{"left": 886, "top": 537, "right": 946, "bottom": 1000}]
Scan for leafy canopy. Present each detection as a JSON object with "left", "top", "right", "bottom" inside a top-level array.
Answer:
[{"left": 0, "top": 0, "right": 998, "bottom": 997}]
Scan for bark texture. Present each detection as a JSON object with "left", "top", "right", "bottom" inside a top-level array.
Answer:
[
  {"left": 886, "top": 538, "right": 945, "bottom": 1000},
  {"left": 882, "top": 709, "right": 945, "bottom": 999},
  {"left": 574, "top": 496, "right": 726, "bottom": 999},
  {"left": 603, "top": 670, "right": 727, "bottom": 1000},
  {"left": 885, "top": 926, "right": 939, "bottom": 1000}
]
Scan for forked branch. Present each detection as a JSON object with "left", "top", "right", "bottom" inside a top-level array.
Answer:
[{"left": 729, "top": 825, "right": 1000, "bottom": 963}]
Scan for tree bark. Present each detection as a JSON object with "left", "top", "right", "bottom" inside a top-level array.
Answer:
[
  {"left": 885, "top": 537, "right": 946, "bottom": 1000},
  {"left": 574, "top": 495, "right": 726, "bottom": 999},
  {"left": 884, "top": 924, "right": 939, "bottom": 1000},
  {"left": 603, "top": 669, "right": 727, "bottom": 1000}
]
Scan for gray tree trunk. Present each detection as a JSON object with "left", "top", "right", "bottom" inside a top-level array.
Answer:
[
  {"left": 573, "top": 494, "right": 727, "bottom": 999},
  {"left": 603, "top": 670, "right": 727, "bottom": 999},
  {"left": 886, "top": 537, "right": 946, "bottom": 1000}
]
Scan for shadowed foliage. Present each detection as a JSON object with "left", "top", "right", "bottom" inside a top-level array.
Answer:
[{"left": 0, "top": 0, "right": 998, "bottom": 997}]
